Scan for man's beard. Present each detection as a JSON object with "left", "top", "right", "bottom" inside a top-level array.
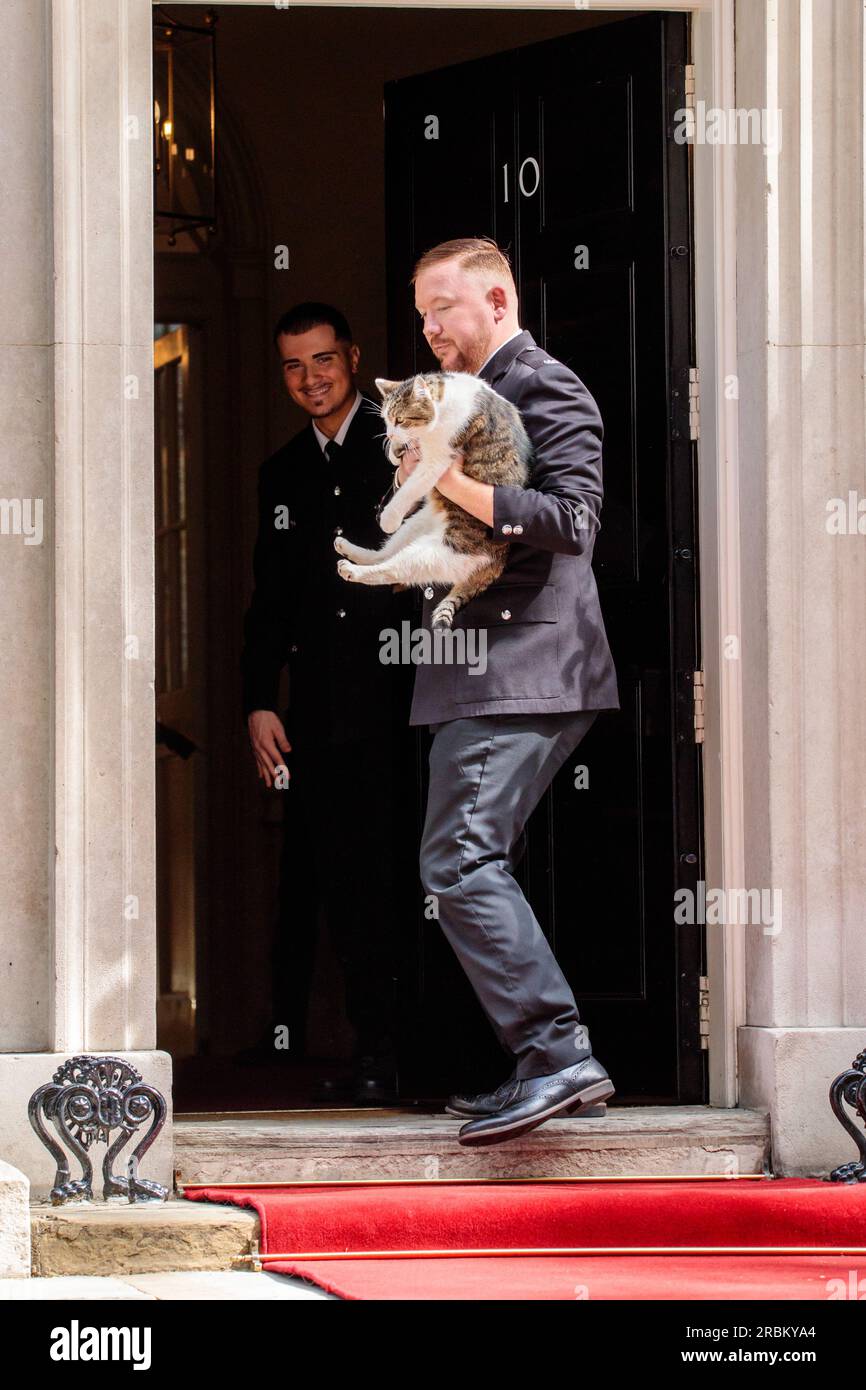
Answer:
[
  {"left": 435, "top": 334, "right": 490, "bottom": 375},
  {"left": 305, "top": 380, "right": 353, "bottom": 417}
]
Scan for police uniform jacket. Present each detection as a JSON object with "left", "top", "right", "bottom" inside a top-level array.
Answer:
[
  {"left": 241, "top": 394, "right": 412, "bottom": 744},
  {"left": 409, "top": 330, "right": 620, "bottom": 726}
]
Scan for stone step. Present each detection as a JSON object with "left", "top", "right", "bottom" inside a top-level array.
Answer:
[
  {"left": 29, "top": 1107, "right": 770, "bottom": 1277},
  {"left": 30, "top": 1199, "right": 258, "bottom": 1278},
  {"left": 174, "top": 1104, "right": 771, "bottom": 1185}
]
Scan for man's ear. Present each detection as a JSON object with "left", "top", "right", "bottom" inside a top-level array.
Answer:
[
  {"left": 375, "top": 377, "right": 400, "bottom": 397},
  {"left": 488, "top": 284, "right": 508, "bottom": 319}
]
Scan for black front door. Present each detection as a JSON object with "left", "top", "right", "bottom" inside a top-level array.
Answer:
[{"left": 385, "top": 12, "right": 704, "bottom": 1105}]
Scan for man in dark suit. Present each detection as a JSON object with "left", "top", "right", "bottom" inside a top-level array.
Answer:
[
  {"left": 240, "top": 302, "right": 412, "bottom": 1102},
  {"left": 395, "top": 239, "right": 620, "bottom": 1145}
]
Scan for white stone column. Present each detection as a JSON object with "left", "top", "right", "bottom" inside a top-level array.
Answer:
[
  {"left": 735, "top": 0, "right": 866, "bottom": 1175},
  {"left": 0, "top": 0, "right": 170, "bottom": 1199}
]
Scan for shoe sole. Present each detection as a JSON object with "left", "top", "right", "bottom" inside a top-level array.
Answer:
[
  {"left": 457, "top": 1080, "right": 616, "bottom": 1146},
  {"left": 444, "top": 1098, "right": 608, "bottom": 1119}
]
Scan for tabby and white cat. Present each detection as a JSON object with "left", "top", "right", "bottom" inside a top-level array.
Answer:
[{"left": 334, "top": 372, "right": 532, "bottom": 628}]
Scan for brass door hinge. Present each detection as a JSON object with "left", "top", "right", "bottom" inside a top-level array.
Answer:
[
  {"left": 699, "top": 974, "right": 710, "bottom": 1050},
  {"left": 685, "top": 64, "right": 696, "bottom": 112},
  {"left": 689, "top": 366, "right": 700, "bottom": 440},
  {"left": 693, "top": 669, "right": 705, "bottom": 744}
]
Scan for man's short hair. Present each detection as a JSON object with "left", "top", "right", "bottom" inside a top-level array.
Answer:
[
  {"left": 272, "top": 302, "right": 352, "bottom": 349},
  {"left": 411, "top": 237, "right": 515, "bottom": 290}
]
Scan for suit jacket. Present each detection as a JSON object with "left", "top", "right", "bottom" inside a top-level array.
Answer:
[
  {"left": 241, "top": 395, "right": 413, "bottom": 744},
  {"left": 408, "top": 330, "right": 620, "bottom": 725}
]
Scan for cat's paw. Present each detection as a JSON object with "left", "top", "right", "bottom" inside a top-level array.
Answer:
[
  {"left": 334, "top": 535, "right": 351, "bottom": 556},
  {"left": 379, "top": 504, "right": 402, "bottom": 535},
  {"left": 431, "top": 600, "right": 456, "bottom": 629},
  {"left": 337, "top": 558, "right": 359, "bottom": 582}
]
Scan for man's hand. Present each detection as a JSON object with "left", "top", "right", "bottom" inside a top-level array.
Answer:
[
  {"left": 248, "top": 709, "right": 291, "bottom": 788},
  {"left": 397, "top": 443, "right": 466, "bottom": 488},
  {"left": 438, "top": 450, "right": 466, "bottom": 490},
  {"left": 396, "top": 439, "right": 421, "bottom": 485},
  {"left": 434, "top": 451, "right": 495, "bottom": 527},
  {"left": 394, "top": 443, "right": 495, "bottom": 526}
]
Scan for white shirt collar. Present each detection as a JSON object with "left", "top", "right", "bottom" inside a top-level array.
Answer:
[
  {"left": 312, "top": 388, "right": 363, "bottom": 453},
  {"left": 477, "top": 328, "right": 524, "bottom": 376}
]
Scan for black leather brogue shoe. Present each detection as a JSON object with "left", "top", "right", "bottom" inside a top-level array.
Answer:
[
  {"left": 457, "top": 1055, "right": 614, "bottom": 1147},
  {"left": 445, "top": 1073, "right": 520, "bottom": 1117},
  {"left": 446, "top": 1073, "right": 607, "bottom": 1119}
]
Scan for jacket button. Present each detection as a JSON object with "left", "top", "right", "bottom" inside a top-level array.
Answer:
[
  {"left": 334, "top": 526, "right": 343, "bottom": 536},
  {"left": 334, "top": 485, "right": 341, "bottom": 496},
  {"left": 336, "top": 608, "right": 346, "bottom": 618},
  {"left": 424, "top": 587, "right": 434, "bottom": 599},
  {"left": 501, "top": 523, "right": 513, "bottom": 535},
  {"left": 501, "top": 609, "right": 512, "bottom": 620},
  {"left": 290, "top": 644, "right": 298, "bottom": 653},
  {"left": 512, "top": 524, "right": 524, "bottom": 535}
]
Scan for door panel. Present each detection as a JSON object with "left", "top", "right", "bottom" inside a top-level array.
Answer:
[
  {"left": 541, "top": 79, "right": 635, "bottom": 225},
  {"left": 385, "top": 52, "right": 516, "bottom": 377},
  {"left": 385, "top": 12, "right": 703, "bottom": 1103}
]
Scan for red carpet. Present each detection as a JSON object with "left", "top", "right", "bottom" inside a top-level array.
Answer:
[{"left": 181, "top": 1177, "right": 866, "bottom": 1300}]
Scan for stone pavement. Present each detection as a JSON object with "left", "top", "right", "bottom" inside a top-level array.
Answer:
[{"left": 0, "top": 1270, "right": 336, "bottom": 1299}]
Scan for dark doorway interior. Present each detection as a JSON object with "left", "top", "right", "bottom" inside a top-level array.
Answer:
[
  {"left": 386, "top": 13, "right": 704, "bottom": 1105},
  {"left": 153, "top": 5, "right": 703, "bottom": 1114}
]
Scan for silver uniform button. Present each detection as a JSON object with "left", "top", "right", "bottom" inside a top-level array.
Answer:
[
  {"left": 334, "top": 485, "right": 341, "bottom": 496},
  {"left": 424, "top": 586, "right": 434, "bottom": 599},
  {"left": 512, "top": 524, "right": 524, "bottom": 535},
  {"left": 290, "top": 644, "right": 298, "bottom": 653},
  {"left": 336, "top": 608, "right": 346, "bottom": 618},
  {"left": 501, "top": 609, "right": 512, "bottom": 620},
  {"left": 501, "top": 523, "right": 513, "bottom": 535},
  {"left": 334, "top": 526, "right": 343, "bottom": 536}
]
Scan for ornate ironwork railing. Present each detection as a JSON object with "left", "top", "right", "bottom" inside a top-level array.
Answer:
[
  {"left": 828, "top": 1048, "right": 866, "bottom": 1183},
  {"left": 28, "top": 1055, "right": 168, "bottom": 1204}
]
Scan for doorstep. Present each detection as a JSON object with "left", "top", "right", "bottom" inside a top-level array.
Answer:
[
  {"left": 174, "top": 1104, "right": 771, "bottom": 1186},
  {"left": 28, "top": 1106, "right": 770, "bottom": 1277}
]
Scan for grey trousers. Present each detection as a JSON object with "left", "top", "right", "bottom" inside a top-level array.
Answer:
[{"left": 420, "top": 709, "right": 598, "bottom": 1080}]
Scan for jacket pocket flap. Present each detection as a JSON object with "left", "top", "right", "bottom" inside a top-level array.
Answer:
[{"left": 456, "top": 583, "right": 558, "bottom": 627}]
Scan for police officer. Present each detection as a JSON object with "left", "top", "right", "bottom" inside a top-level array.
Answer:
[
  {"left": 394, "top": 240, "right": 621, "bottom": 1145},
  {"left": 240, "top": 302, "right": 412, "bottom": 1103}
]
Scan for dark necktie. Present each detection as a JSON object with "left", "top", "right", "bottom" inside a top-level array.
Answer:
[{"left": 324, "top": 439, "right": 341, "bottom": 465}]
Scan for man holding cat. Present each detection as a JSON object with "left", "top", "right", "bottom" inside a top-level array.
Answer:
[{"left": 400, "top": 237, "right": 620, "bottom": 1146}]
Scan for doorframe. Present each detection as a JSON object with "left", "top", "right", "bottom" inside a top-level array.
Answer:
[
  {"left": 50, "top": 0, "right": 741, "bottom": 1105},
  {"left": 690, "top": 0, "right": 743, "bottom": 1107}
]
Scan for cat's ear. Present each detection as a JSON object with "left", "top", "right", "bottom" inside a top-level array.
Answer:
[
  {"left": 411, "top": 376, "right": 433, "bottom": 400},
  {"left": 374, "top": 377, "right": 400, "bottom": 398}
]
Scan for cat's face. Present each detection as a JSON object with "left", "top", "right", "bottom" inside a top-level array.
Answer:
[{"left": 374, "top": 374, "right": 446, "bottom": 457}]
